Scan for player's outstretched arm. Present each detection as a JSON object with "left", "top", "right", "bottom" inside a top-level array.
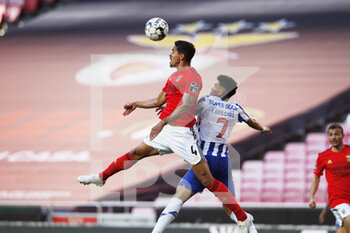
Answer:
[
  {"left": 245, "top": 118, "right": 272, "bottom": 134},
  {"left": 309, "top": 175, "right": 321, "bottom": 208},
  {"left": 164, "top": 93, "right": 195, "bottom": 124},
  {"left": 123, "top": 91, "right": 166, "bottom": 116},
  {"left": 150, "top": 93, "right": 196, "bottom": 140}
]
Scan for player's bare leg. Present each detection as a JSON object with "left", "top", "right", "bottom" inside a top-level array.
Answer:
[
  {"left": 129, "top": 142, "right": 160, "bottom": 160},
  {"left": 191, "top": 160, "right": 214, "bottom": 187},
  {"left": 343, "top": 215, "right": 350, "bottom": 232},
  {"left": 191, "top": 160, "right": 253, "bottom": 233},
  {"left": 173, "top": 185, "right": 195, "bottom": 201},
  {"left": 336, "top": 227, "right": 347, "bottom": 233},
  {"left": 77, "top": 142, "right": 159, "bottom": 186}
]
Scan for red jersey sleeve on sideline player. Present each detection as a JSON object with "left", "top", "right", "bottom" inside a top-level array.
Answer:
[
  {"left": 314, "top": 151, "right": 327, "bottom": 177},
  {"left": 159, "top": 68, "right": 202, "bottom": 127}
]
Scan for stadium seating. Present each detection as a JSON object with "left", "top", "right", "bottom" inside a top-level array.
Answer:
[
  {"left": 5, "top": 0, "right": 23, "bottom": 23},
  {"left": 23, "top": 0, "right": 40, "bottom": 14},
  {"left": 284, "top": 180, "right": 305, "bottom": 202},
  {"left": 238, "top": 127, "right": 349, "bottom": 204},
  {"left": 241, "top": 124, "right": 350, "bottom": 203},
  {"left": 261, "top": 180, "right": 284, "bottom": 202},
  {"left": 153, "top": 123, "right": 350, "bottom": 206},
  {"left": 41, "top": 0, "right": 56, "bottom": 5},
  {"left": 0, "top": 0, "right": 58, "bottom": 34},
  {"left": 245, "top": 122, "right": 350, "bottom": 204},
  {"left": 0, "top": 1, "right": 6, "bottom": 24},
  {"left": 240, "top": 180, "right": 262, "bottom": 202},
  {"left": 155, "top": 127, "right": 343, "bottom": 205},
  {"left": 263, "top": 151, "right": 285, "bottom": 163}
]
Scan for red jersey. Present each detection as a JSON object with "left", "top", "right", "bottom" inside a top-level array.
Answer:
[
  {"left": 159, "top": 68, "right": 202, "bottom": 127},
  {"left": 314, "top": 145, "right": 350, "bottom": 208}
]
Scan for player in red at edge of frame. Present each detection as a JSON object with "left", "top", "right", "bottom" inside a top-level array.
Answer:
[
  {"left": 78, "top": 40, "right": 254, "bottom": 233},
  {"left": 309, "top": 123, "right": 350, "bottom": 233}
]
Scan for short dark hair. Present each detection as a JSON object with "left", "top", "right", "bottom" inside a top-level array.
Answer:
[
  {"left": 174, "top": 40, "right": 196, "bottom": 63},
  {"left": 327, "top": 123, "right": 344, "bottom": 134},
  {"left": 217, "top": 75, "right": 238, "bottom": 100}
]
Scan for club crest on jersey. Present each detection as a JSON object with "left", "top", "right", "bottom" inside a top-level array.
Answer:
[
  {"left": 176, "top": 75, "right": 183, "bottom": 82},
  {"left": 327, "top": 160, "right": 333, "bottom": 164},
  {"left": 346, "top": 155, "right": 350, "bottom": 162},
  {"left": 189, "top": 82, "right": 200, "bottom": 94}
]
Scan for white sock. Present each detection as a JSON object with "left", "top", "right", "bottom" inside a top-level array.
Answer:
[
  {"left": 152, "top": 197, "right": 183, "bottom": 233},
  {"left": 230, "top": 212, "right": 238, "bottom": 223}
]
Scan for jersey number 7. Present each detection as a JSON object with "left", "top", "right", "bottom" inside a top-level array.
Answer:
[{"left": 216, "top": 118, "right": 228, "bottom": 138}]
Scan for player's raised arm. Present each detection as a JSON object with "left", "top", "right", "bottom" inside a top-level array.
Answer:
[
  {"left": 123, "top": 91, "right": 166, "bottom": 116},
  {"left": 163, "top": 92, "right": 196, "bottom": 124},
  {"left": 245, "top": 118, "right": 272, "bottom": 134},
  {"left": 150, "top": 93, "right": 196, "bottom": 140}
]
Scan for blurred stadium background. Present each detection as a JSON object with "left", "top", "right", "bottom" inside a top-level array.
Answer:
[{"left": 0, "top": 0, "right": 350, "bottom": 232}]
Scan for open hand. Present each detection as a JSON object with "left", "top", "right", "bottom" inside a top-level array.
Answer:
[
  {"left": 123, "top": 103, "right": 137, "bottom": 116},
  {"left": 261, "top": 127, "right": 272, "bottom": 135},
  {"left": 155, "top": 106, "right": 165, "bottom": 115}
]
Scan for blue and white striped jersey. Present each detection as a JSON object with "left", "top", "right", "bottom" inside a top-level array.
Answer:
[{"left": 196, "top": 95, "right": 250, "bottom": 157}]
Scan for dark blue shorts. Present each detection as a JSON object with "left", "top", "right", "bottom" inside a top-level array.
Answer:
[{"left": 178, "top": 155, "right": 236, "bottom": 196}]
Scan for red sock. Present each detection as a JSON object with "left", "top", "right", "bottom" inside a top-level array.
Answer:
[
  {"left": 208, "top": 179, "right": 247, "bottom": 221},
  {"left": 100, "top": 152, "right": 136, "bottom": 181}
]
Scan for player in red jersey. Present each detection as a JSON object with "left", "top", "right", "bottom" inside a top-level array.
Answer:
[
  {"left": 309, "top": 123, "right": 350, "bottom": 233},
  {"left": 78, "top": 40, "right": 253, "bottom": 233}
]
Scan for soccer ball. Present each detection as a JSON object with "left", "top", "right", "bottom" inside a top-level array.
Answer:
[{"left": 144, "top": 17, "right": 169, "bottom": 41}]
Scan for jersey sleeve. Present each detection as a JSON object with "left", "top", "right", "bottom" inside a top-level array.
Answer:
[
  {"left": 162, "top": 81, "right": 168, "bottom": 92},
  {"left": 196, "top": 96, "right": 207, "bottom": 109},
  {"left": 313, "top": 154, "right": 325, "bottom": 176},
  {"left": 183, "top": 79, "right": 201, "bottom": 97},
  {"left": 195, "top": 95, "right": 210, "bottom": 115},
  {"left": 237, "top": 104, "right": 250, "bottom": 122}
]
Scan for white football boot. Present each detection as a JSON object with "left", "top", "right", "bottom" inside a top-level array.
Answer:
[
  {"left": 77, "top": 174, "right": 104, "bottom": 187},
  {"left": 248, "top": 222, "right": 258, "bottom": 233},
  {"left": 236, "top": 213, "right": 255, "bottom": 233}
]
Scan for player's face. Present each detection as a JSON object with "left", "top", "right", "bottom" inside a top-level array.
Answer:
[
  {"left": 210, "top": 82, "right": 224, "bottom": 97},
  {"left": 327, "top": 128, "right": 344, "bottom": 147},
  {"left": 169, "top": 46, "right": 181, "bottom": 67}
]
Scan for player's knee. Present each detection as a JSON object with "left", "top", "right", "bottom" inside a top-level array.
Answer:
[
  {"left": 193, "top": 169, "right": 213, "bottom": 188},
  {"left": 203, "top": 180, "right": 213, "bottom": 188},
  {"left": 198, "top": 175, "right": 212, "bottom": 188}
]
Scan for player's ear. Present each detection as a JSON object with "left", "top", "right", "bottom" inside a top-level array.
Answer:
[
  {"left": 218, "top": 86, "right": 225, "bottom": 96},
  {"left": 179, "top": 53, "right": 185, "bottom": 61}
]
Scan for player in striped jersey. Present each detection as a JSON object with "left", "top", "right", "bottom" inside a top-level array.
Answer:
[{"left": 152, "top": 75, "right": 271, "bottom": 233}]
